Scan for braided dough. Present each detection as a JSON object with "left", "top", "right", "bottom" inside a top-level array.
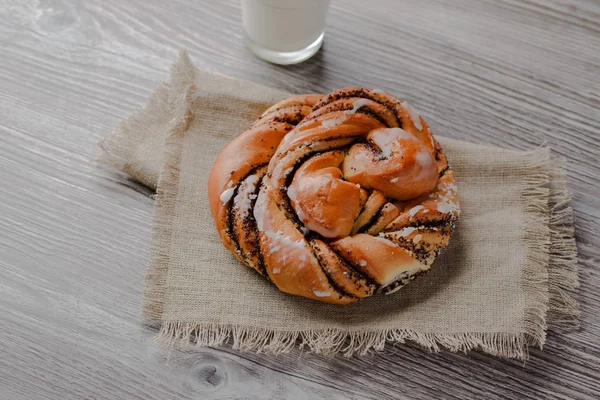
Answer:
[{"left": 208, "top": 88, "right": 460, "bottom": 304}]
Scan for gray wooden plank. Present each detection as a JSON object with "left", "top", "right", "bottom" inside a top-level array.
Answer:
[{"left": 0, "top": 0, "right": 598, "bottom": 399}]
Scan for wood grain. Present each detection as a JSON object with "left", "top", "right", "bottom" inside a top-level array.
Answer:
[{"left": 0, "top": 0, "right": 598, "bottom": 398}]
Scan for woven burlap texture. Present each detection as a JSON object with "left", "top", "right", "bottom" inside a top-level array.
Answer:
[{"left": 99, "top": 51, "right": 579, "bottom": 359}]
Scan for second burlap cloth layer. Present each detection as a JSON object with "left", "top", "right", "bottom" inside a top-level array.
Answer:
[{"left": 100, "top": 52, "right": 579, "bottom": 360}]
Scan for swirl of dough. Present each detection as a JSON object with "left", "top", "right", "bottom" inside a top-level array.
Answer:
[{"left": 208, "top": 88, "right": 459, "bottom": 304}]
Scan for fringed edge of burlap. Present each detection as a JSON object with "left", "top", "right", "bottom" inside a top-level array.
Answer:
[
  {"left": 546, "top": 158, "right": 580, "bottom": 329},
  {"left": 518, "top": 149, "right": 579, "bottom": 353},
  {"left": 153, "top": 323, "right": 544, "bottom": 359},
  {"left": 146, "top": 142, "right": 578, "bottom": 360}
]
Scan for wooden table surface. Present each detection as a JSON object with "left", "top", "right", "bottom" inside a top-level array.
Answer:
[{"left": 1, "top": 0, "right": 599, "bottom": 399}]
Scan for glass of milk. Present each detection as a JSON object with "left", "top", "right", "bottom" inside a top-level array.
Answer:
[{"left": 242, "top": 0, "right": 331, "bottom": 65}]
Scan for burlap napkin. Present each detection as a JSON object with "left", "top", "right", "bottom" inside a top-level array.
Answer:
[{"left": 99, "top": 51, "right": 578, "bottom": 359}]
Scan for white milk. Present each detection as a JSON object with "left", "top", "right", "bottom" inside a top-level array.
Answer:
[{"left": 242, "top": 0, "right": 330, "bottom": 64}]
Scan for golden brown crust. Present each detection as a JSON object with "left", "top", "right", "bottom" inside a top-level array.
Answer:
[{"left": 208, "top": 89, "right": 460, "bottom": 304}]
